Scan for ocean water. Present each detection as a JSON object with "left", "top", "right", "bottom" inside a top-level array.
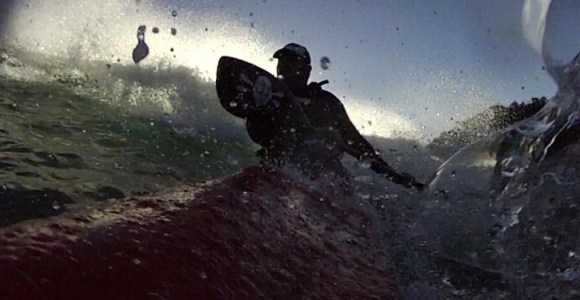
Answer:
[
  {"left": 0, "top": 0, "right": 579, "bottom": 299},
  {"left": 0, "top": 46, "right": 257, "bottom": 225}
]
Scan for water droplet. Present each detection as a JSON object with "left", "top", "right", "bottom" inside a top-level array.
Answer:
[
  {"left": 229, "top": 101, "right": 238, "bottom": 107},
  {"left": 171, "top": 10, "right": 178, "bottom": 17},
  {"left": 133, "top": 25, "right": 149, "bottom": 63},
  {"left": 52, "top": 201, "right": 60, "bottom": 210},
  {"left": 320, "top": 56, "right": 331, "bottom": 70},
  {"left": 360, "top": 161, "right": 371, "bottom": 168},
  {"left": 199, "top": 271, "right": 207, "bottom": 279}
]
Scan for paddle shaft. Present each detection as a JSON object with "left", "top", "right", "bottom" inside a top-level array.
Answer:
[{"left": 373, "top": 160, "right": 425, "bottom": 190}]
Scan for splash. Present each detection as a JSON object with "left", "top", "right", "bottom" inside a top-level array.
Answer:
[
  {"left": 522, "top": 0, "right": 551, "bottom": 54},
  {"left": 3, "top": 0, "right": 275, "bottom": 80},
  {"left": 540, "top": 0, "right": 580, "bottom": 85},
  {"left": 430, "top": 0, "right": 580, "bottom": 200},
  {"left": 343, "top": 100, "right": 421, "bottom": 140},
  {"left": 419, "top": 1, "right": 580, "bottom": 296}
]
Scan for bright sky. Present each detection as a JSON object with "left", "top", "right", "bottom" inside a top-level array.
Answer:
[
  {"left": 2, "top": 0, "right": 578, "bottom": 138},
  {"left": 172, "top": 0, "right": 561, "bottom": 136}
]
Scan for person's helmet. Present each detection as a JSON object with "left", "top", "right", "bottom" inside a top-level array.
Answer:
[{"left": 273, "top": 43, "right": 311, "bottom": 65}]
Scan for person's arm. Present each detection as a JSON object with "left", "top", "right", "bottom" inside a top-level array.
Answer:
[
  {"left": 324, "top": 93, "right": 381, "bottom": 160},
  {"left": 325, "top": 93, "right": 420, "bottom": 188}
]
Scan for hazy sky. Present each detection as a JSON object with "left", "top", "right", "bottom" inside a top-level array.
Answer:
[
  {"left": 3, "top": 0, "right": 577, "bottom": 137},
  {"left": 205, "top": 0, "right": 560, "bottom": 135}
]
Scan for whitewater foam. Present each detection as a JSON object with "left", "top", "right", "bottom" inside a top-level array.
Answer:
[{"left": 3, "top": 0, "right": 276, "bottom": 80}]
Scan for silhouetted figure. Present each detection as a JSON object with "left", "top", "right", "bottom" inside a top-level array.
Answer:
[
  {"left": 132, "top": 25, "right": 149, "bottom": 64},
  {"left": 243, "top": 43, "right": 419, "bottom": 188}
]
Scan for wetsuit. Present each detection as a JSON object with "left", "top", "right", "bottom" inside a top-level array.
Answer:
[{"left": 245, "top": 82, "right": 388, "bottom": 178}]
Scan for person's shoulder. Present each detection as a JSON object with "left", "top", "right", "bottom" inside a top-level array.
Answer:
[
  {"left": 319, "top": 90, "right": 345, "bottom": 110},
  {"left": 318, "top": 89, "right": 339, "bottom": 99},
  {"left": 309, "top": 83, "right": 341, "bottom": 103}
]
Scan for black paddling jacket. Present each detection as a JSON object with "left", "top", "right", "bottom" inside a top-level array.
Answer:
[{"left": 245, "top": 84, "right": 379, "bottom": 162}]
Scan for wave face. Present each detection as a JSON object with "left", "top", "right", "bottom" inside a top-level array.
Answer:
[
  {"left": 0, "top": 44, "right": 259, "bottom": 225},
  {"left": 0, "top": 0, "right": 579, "bottom": 299},
  {"left": 421, "top": 1, "right": 580, "bottom": 297},
  {"left": 0, "top": 167, "right": 401, "bottom": 299}
]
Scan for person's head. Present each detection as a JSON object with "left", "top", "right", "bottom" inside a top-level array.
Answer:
[{"left": 273, "top": 43, "right": 312, "bottom": 89}]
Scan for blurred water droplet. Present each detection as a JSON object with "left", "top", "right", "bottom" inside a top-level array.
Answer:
[
  {"left": 320, "top": 56, "right": 331, "bottom": 70},
  {"left": 171, "top": 10, "right": 178, "bottom": 17},
  {"left": 132, "top": 25, "right": 149, "bottom": 64},
  {"left": 52, "top": 201, "right": 60, "bottom": 210}
]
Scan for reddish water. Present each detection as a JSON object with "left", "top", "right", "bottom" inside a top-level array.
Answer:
[{"left": 0, "top": 166, "right": 399, "bottom": 299}]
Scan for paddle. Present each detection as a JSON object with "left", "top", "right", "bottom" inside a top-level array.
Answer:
[
  {"left": 216, "top": 56, "right": 425, "bottom": 191},
  {"left": 279, "top": 82, "right": 426, "bottom": 191},
  {"left": 377, "top": 162, "right": 426, "bottom": 191},
  {"left": 354, "top": 153, "right": 425, "bottom": 191}
]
